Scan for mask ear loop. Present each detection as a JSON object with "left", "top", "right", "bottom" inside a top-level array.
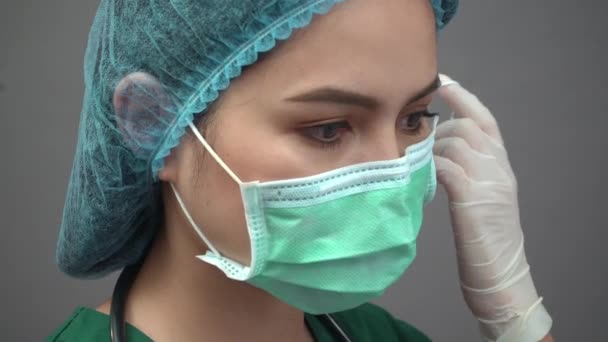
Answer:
[
  {"left": 168, "top": 122, "right": 247, "bottom": 259},
  {"left": 170, "top": 183, "right": 220, "bottom": 257},
  {"left": 187, "top": 122, "right": 243, "bottom": 184}
]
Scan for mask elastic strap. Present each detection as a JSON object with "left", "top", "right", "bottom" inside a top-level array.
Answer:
[
  {"left": 188, "top": 122, "right": 243, "bottom": 185},
  {"left": 170, "top": 183, "right": 220, "bottom": 257},
  {"left": 169, "top": 122, "right": 247, "bottom": 260}
]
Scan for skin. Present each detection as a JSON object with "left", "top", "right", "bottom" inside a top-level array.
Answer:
[{"left": 100, "top": 0, "right": 554, "bottom": 341}]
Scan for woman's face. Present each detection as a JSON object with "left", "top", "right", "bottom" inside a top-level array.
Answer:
[{"left": 160, "top": 0, "right": 439, "bottom": 264}]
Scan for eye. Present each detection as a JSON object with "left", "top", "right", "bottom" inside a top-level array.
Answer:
[
  {"left": 399, "top": 110, "right": 438, "bottom": 133},
  {"left": 303, "top": 121, "right": 351, "bottom": 143}
]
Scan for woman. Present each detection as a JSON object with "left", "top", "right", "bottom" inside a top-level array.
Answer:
[{"left": 48, "top": 0, "right": 554, "bottom": 341}]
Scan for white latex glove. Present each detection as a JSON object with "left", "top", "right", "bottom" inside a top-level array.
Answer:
[{"left": 433, "top": 74, "right": 553, "bottom": 342}]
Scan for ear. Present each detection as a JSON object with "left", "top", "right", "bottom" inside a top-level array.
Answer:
[
  {"left": 113, "top": 72, "right": 176, "bottom": 180},
  {"left": 156, "top": 147, "right": 178, "bottom": 182}
]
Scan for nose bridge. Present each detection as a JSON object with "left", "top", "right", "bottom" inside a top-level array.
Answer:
[{"left": 360, "top": 126, "right": 402, "bottom": 163}]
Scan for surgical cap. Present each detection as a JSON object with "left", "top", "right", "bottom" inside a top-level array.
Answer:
[{"left": 57, "top": 0, "right": 459, "bottom": 278}]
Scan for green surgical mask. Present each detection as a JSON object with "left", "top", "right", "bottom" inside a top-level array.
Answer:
[{"left": 171, "top": 116, "right": 438, "bottom": 314}]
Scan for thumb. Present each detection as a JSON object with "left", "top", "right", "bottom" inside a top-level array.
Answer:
[{"left": 434, "top": 155, "right": 469, "bottom": 202}]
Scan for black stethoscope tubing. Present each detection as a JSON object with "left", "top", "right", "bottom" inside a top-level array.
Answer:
[
  {"left": 110, "top": 263, "right": 140, "bottom": 342},
  {"left": 109, "top": 264, "right": 352, "bottom": 342}
]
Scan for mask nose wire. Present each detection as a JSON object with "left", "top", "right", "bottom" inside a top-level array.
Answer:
[{"left": 168, "top": 122, "right": 245, "bottom": 259}]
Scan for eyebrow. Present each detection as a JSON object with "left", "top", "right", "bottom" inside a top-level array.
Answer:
[{"left": 284, "top": 75, "right": 440, "bottom": 111}]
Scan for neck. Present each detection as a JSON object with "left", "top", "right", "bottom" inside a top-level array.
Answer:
[{"left": 112, "top": 219, "right": 313, "bottom": 341}]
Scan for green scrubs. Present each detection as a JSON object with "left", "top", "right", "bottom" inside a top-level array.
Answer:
[{"left": 47, "top": 303, "right": 430, "bottom": 341}]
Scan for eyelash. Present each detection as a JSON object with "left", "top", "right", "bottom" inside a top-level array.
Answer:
[
  {"left": 402, "top": 110, "right": 439, "bottom": 134},
  {"left": 303, "top": 110, "right": 439, "bottom": 150},
  {"left": 303, "top": 121, "right": 350, "bottom": 150}
]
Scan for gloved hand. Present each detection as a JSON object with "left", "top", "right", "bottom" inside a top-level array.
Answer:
[{"left": 433, "top": 74, "right": 553, "bottom": 342}]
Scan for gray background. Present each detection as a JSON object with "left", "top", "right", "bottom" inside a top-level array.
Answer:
[{"left": 1, "top": 1, "right": 606, "bottom": 341}]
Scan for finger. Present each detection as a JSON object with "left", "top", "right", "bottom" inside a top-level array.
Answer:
[
  {"left": 434, "top": 137, "right": 510, "bottom": 183},
  {"left": 435, "top": 118, "right": 496, "bottom": 157},
  {"left": 439, "top": 74, "right": 459, "bottom": 88},
  {"left": 436, "top": 117, "right": 515, "bottom": 182},
  {"left": 433, "top": 155, "right": 469, "bottom": 202},
  {"left": 438, "top": 74, "right": 504, "bottom": 146}
]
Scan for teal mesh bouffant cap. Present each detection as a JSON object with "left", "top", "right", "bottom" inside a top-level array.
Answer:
[{"left": 58, "top": 0, "right": 459, "bottom": 278}]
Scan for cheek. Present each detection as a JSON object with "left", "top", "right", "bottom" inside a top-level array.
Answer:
[
  {"left": 199, "top": 179, "right": 251, "bottom": 264},
  {"left": 188, "top": 104, "right": 378, "bottom": 263},
  {"left": 182, "top": 117, "right": 321, "bottom": 264},
  {"left": 181, "top": 140, "right": 252, "bottom": 264},
  {"left": 220, "top": 117, "right": 326, "bottom": 181},
  {"left": 186, "top": 118, "right": 316, "bottom": 263}
]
